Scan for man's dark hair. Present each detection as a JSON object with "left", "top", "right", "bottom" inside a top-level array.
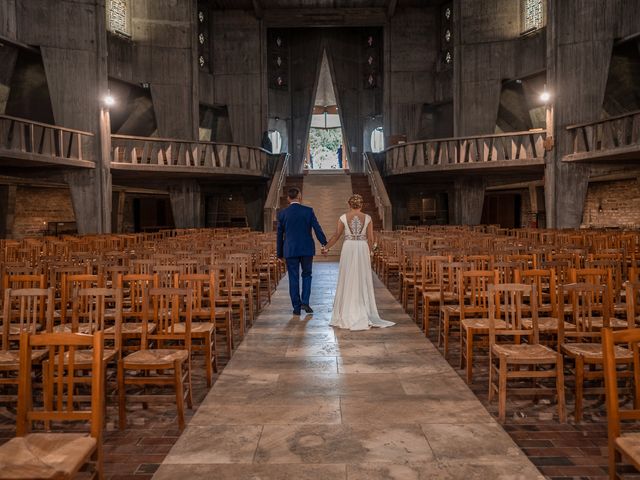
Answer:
[{"left": 288, "top": 187, "right": 301, "bottom": 200}]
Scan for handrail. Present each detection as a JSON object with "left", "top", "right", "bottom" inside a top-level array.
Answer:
[
  {"left": 110, "top": 135, "right": 272, "bottom": 174},
  {"left": 0, "top": 114, "right": 95, "bottom": 136},
  {"left": 384, "top": 129, "right": 546, "bottom": 175},
  {"left": 0, "top": 114, "right": 95, "bottom": 163},
  {"left": 111, "top": 133, "right": 270, "bottom": 154},
  {"left": 263, "top": 153, "right": 290, "bottom": 232},
  {"left": 364, "top": 152, "right": 392, "bottom": 231},
  {"left": 564, "top": 110, "right": 640, "bottom": 160},
  {"left": 384, "top": 128, "right": 545, "bottom": 152},
  {"left": 566, "top": 109, "right": 640, "bottom": 130}
]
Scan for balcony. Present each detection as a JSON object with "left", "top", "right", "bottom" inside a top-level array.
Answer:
[
  {"left": 564, "top": 110, "right": 640, "bottom": 163},
  {"left": 384, "top": 130, "right": 547, "bottom": 177},
  {"left": 110, "top": 134, "right": 273, "bottom": 178},
  {"left": 0, "top": 114, "right": 95, "bottom": 169}
]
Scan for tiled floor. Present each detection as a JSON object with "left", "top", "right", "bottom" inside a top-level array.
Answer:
[{"left": 154, "top": 262, "right": 544, "bottom": 479}]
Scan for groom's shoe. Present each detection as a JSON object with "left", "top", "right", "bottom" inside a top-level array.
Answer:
[
  {"left": 301, "top": 304, "right": 314, "bottom": 314},
  {"left": 293, "top": 309, "right": 301, "bottom": 316}
]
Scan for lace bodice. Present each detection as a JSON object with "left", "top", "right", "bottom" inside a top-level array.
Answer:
[{"left": 342, "top": 214, "right": 369, "bottom": 241}]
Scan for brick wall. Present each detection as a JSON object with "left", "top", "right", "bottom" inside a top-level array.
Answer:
[
  {"left": 12, "top": 187, "right": 75, "bottom": 238},
  {"left": 582, "top": 179, "right": 640, "bottom": 228}
]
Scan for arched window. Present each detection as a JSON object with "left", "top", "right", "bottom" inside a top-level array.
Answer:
[
  {"left": 268, "top": 130, "right": 282, "bottom": 154},
  {"left": 370, "top": 127, "right": 384, "bottom": 153}
]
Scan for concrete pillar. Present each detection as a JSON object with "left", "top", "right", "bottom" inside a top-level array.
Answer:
[
  {"left": 451, "top": 177, "right": 486, "bottom": 225},
  {"left": 169, "top": 181, "right": 202, "bottom": 229},
  {"left": 241, "top": 185, "right": 266, "bottom": 231},
  {"left": 0, "top": 185, "right": 17, "bottom": 239},
  {"left": 554, "top": 163, "right": 590, "bottom": 229},
  {"left": 66, "top": 170, "right": 108, "bottom": 235}
]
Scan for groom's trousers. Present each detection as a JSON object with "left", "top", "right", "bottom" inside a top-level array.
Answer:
[{"left": 286, "top": 256, "right": 313, "bottom": 311}]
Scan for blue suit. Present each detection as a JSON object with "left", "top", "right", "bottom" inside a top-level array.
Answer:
[{"left": 277, "top": 203, "right": 327, "bottom": 312}]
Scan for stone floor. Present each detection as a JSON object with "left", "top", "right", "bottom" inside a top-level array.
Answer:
[
  {"left": 154, "top": 262, "right": 544, "bottom": 479},
  {"left": 0, "top": 262, "right": 623, "bottom": 479}
]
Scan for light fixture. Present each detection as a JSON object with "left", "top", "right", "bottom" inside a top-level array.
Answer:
[
  {"left": 103, "top": 94, "right": 115, "bottom": 107},
  {"left": 539, "top": 90, "right": 551, "bottom": 103}
]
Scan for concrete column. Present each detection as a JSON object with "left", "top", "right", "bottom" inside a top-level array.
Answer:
[
  {"left": 169, "top": 181, "right": 202, "bottom": 229},
  {"left": 554, "top": 162, "right": 590, "bottom": 228},
  {"left": 0, "top": 185, "right": 17, "bottom": 239},
  {"left": 451, "top": 177, "right": 486, "bottom": 225},
  {"left": 65, "top": 170, "right": 105, "bottom": 235},
  {"left": 241, "top": 185, "right": 266, "bottom": 231}
]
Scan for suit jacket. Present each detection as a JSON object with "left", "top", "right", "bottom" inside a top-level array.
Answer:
[{"left": 277, "top": 203, "right": 327, "bottom": 258}]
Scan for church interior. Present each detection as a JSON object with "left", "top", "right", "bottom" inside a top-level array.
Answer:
[{"left": 1, "top": 0, "right": 640, "bottom": 478}]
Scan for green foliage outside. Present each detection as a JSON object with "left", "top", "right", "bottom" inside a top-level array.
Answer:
[{"left": 306, "top": 127, "right": 343, "bottom": 169}]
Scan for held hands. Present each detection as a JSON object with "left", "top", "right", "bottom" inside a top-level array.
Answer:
[{"left": 321, "top": 246, "right": 329, "bottom": 256}]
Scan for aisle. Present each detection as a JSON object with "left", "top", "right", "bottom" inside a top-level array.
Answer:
[{"left": 154, "top": 263, "right": 543, "bottom": 479}]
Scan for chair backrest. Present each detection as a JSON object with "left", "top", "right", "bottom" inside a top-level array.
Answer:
[
  {"left": 558, "top": 282, "right": 611, "bottom": 344},
  {"left": 60, "top": 273, "right": 103, "bottom": 323},
  {"left": 2, "top": 288, "right": 54, "bottom": 350},
  {"left": 626, "top": 281, "right": 640, "bottom": 328},
  {"left": 489, "top": 283, "right": 538, "bottom": 346},
  {"left": 458, "top": 269, "right": 497, "bottom": 318},
  {"left": 72, "top": 288, "right": 122, "bottom": 352},
  {"left": 118, "top": 273, "right": 154, "bottom": 321},
  {"left": 515, "top": 268, "right": 558, "bottom": 315},
  {"left": 141, "top": 287, "right": 192, "bottom": 350},
  {"left": 153, "top": 265, "right": 181, "bottom": 288},
  {"left": 176, "top": 273, "right": 216, "bottom": 321},
  {"left": 16, "top": 331, "right": 104, "bottom": 438},
  {"left": 602, "top": 327, "right": 640, "bottom": 451}
]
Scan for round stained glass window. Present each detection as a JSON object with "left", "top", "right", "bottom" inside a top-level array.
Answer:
[
  {"left": 199, "top": 33, "right": 205, "bottom": 44},
  {"left": 445, "top": 29, "right": 451, "bottom": 42},
  {"left": 199, "top": 56, "right": 206, "bottom": 68},
  {"left": 445, "top": 51, "right": 452, "bottom": 64},
  {"left": 198, "top": 11, "right": 204, "bottom": 23},
  {"left": 445, "top": 7, "right": 451, "bottom": 19}
]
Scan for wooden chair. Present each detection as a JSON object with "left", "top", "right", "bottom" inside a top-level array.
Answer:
[
  {"left": 559, "top": 283, "right": 634, "bottom": 422},
  {"left": 458, "top": 269, "right": 499, "bottom": 383},
  {"left": 117, "top": 287, "right": 193, "bottom": 430},
  {"left": 603, "top": 327, "right": 640, "bottom": 480},
  {"left": 440, "top": 269, "right": 492, "bottom": 359},
  {"left": 488, "top": 283, "right": 566, "bottom": 423},
  {"left": 1, "top": 288, "right": 54, "bottom": 404},
  {"left": 112, "top": 273, "right": 156, "bottom": 352},
  {"left": 176, "top": 273, "right": 219, "bottom": 386},
  {"left": 0, "top": 331, "right": 104, "bottom": 479}
]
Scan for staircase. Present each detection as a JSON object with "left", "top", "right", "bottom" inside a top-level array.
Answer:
[
  {"left": 301, "top": 172, "right": 353, "bottom": 258},
  {"left": 350, "top": 174, "right": 383, "bottom": 230}
]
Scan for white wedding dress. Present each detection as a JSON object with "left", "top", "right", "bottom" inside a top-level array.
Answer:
[{"left": 330, "top": 213, "right": 395, "bottom": 331}]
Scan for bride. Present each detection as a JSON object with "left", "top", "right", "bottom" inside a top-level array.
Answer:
[{"left": 321, "top": 194, "right": 395, "bottom": 331}]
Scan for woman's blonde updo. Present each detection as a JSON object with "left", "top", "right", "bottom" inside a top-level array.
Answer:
[{"left": 348, "top": 194, "right": 364, "bottom": 209}]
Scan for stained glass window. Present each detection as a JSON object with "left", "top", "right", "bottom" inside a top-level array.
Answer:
[
  {"left": 107, "top": 0, "right": 130, "bottom": 37},
  {"left": 522, "top": 0, "right": 544, "bottom": 32}
]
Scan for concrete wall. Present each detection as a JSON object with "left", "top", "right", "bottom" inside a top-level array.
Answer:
[
  {"left": 385, "top": 7, "right": 438, "bottom": 142},
  {"left": 200, "top": 10, "right": 263, "bottom": 146}
]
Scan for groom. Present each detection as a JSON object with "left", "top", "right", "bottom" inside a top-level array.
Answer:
[{"left": 277, "top": 187, "right": 328, "bottom": 316}]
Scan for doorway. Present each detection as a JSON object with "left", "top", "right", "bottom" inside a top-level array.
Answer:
[{"left": 305, "top": 50, "right": 347, "bottom": 171}]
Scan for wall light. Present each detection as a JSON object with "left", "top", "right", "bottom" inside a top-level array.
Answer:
[
  {"left": 103, "top": 95, "right": 116, "bottom": 107},
  {"left": 539, "top": 91, "right": 551, "bottom": 103}
]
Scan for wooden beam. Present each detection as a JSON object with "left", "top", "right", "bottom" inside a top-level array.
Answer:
[
  {"left": 387, "top": 0, "right": 398, "bottom": 18},
  {"left": 252, "top": 0, "right": 264, "bottom": 19}
]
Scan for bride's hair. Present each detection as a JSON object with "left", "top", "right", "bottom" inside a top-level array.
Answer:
[{"left": 348, "top": 194, "right": 364, "bottom": 209}]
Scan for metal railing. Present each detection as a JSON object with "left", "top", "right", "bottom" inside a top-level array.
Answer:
[
  {"left": 263, "top": 153, "right": 290, "bottom": 232},
  {"left": 384, "top": 130, "right": 547, "bottom": 174},
  {"left": 565, "top": 110, "right": 640, "bottom": 161},
  {"left": 364, "top": 152, "right": 392, "bottom": 231},
  {"left": 111, "top": 134, "right": 272, "bottom": 175},
  {"left": 0, "top": 114, "right": 94, "bottom": 164}
]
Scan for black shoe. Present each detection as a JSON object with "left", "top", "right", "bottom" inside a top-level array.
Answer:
[
  {"left": 293, "top": 310, "right": 301, "bottom": 316},
  {"left": 301, "top": 304, "right": 314, "bottom": 314}
]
